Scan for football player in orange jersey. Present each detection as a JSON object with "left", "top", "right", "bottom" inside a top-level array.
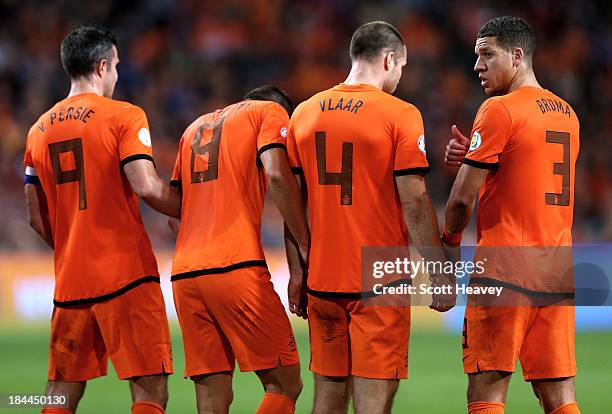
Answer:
[
  {"left": 285, "top": 21, "right": 454, "bottom": 414},
  {"left": 24, "top": 26, "right": 180, "bottom": 414},
  {"left": 168, "top": 85, "right": 309, "bottom": 414},
  {"left": 444, "top": 17, "right": 580, "bottom": 414}
]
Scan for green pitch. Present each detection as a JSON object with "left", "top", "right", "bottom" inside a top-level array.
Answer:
[{"left": 1, "top": 320, "right": 610, "bottom": 413}]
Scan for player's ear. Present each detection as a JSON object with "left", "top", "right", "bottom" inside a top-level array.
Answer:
[
  {"left": 95, "top": 59, "right": 107, "bottom": 78},
  {"left": 384, "top": 51, "right": 395, "bottom": 71},
  {"left": 512, "top": 47, "right": 524, "bottom": 68}
]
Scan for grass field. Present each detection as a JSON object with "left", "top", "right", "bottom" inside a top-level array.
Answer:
[{"left": 1, "top": 319, "right": 611, "bottom": 413}]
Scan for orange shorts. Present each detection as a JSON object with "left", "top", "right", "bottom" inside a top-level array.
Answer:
[
  {"left": 48, "top": 280, "right": 173, "bottom": 381},
  {"left": 463, "top": 305, "right": 576, "bottom": 380},
  {"left": 172, "top": 266, "right": 299, "bottom": 378},
  {"left": 307, "top": 294, "right": 410, "bottom": 379}
]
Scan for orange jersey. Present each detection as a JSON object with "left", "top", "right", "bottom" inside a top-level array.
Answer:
[
  {"left": 287, "top": 83, "right": 429, "bottom": 293},
  {"left": 23, "top": 93, "right": 159, "bottom": 305},
  {"left": 170, "top": 100, "right": 288, "bottom": 278},
  {"left": 464, "top": 86, "right": 580, "bottom": 247}
]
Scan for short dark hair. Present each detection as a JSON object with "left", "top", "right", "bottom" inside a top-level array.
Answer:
[
  {"left": 349, "top": 21, "right": 405, "bottom": 62},
  {"left": 60, "top": 25, "right": 117, "bottom": 78},
  {"left": 477, "top": 16, "right": 536, "bottom": 61},
  {"left": 243, "top": 85, "right": 294, "bottom": 116}
]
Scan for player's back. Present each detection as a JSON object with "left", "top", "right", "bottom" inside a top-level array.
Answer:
[
  {"left": 24, "top": 93, "right": 158, "bottom": 305},
  {"left": 465, "top": 87, "right": 580, "bottom": 294},
  {"left": 171, "top": 100, "right": 288, "bottom": 278},
  {"left": 466, "top": 86, "right": 580, "bottom": 248},
  {"left": 288, "top": 84, "right": 429, "bottom": 294}
]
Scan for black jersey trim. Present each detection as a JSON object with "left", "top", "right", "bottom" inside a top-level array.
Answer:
[
  {"left": 470, "top": 277, "right": 575, "bottom": 299},
  {"left": 393, "top": 167, "right": 431, "bottom": 176},
  {"left": 306, "top": 278, "right": 413, "bottom": 300},
  {"left": 171, "top": 260, "right": 268, "bottom": 282},
  {"left": 463, "top": 158, "right": 499, "bottom": 170},
  {"left": 170, "top": 179, "right": 182, "bottom": 195},
  {"left": 120, "top": 154, "right": 156, "bottom": 168},
  {"left": 257, "top": 143, "right": 287, "bottom": 157},
  {"left": 53, "top": 276, "right": 160, "bottom": 308}
]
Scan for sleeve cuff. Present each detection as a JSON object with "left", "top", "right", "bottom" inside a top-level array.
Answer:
[
  {"left": 257, "top": 143, "right": 287, "bottom": 157},
  {"left": 463, "top": 158, "right": 499, "bottom": 170},
  {"left": 170, "top": 179, "right": 182, "bottom": 194},
  {"left": 393, "top": 167, "right": 430, "bottom": 176},
  {"left": 120, "top": 154, "right": 156, "bottom": 168}
]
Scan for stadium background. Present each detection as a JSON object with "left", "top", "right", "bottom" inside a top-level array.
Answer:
[{"left": 0, "top": 0, "right": 610, "bottom": 412}]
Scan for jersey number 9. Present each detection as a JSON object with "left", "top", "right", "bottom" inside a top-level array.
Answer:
[
  {"left": 191, "top": 117, "right": 225, "bottom": 183},
  {"left": 48, "top": 138, "right": 87, "bottom": 210}
]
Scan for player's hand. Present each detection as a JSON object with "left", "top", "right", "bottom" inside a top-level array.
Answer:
[
  {"left": 429, "top": 273, "right": 457, "bottom": 313},
  {"left": 445, "top": 125, "right": 470, "bottom": 167},
  {"left": 288, "top": 273, "right": 308, "bottom": 319}
]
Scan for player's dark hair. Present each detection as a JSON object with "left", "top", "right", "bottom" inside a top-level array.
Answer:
[
  {"left": 60, "top": 25, "right": 117, "bottom": 78},
  {"left": 349, "top": 21, "right": 405, "bottom": 62},
  {"left": 477, "top": 16, "right": 536, "bottom": 62},
  {"left": 243, "top": 85, "right": 294, "bottom": 116}
]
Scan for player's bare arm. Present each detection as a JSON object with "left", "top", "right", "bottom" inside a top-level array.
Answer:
[
  {"left": 123, "top": 159, "right": 181, "bottom": 218},
  {"left": 24, "top": 183, "right": 54, "bottom": 249},
  {"left": 395, "top": 174, "right": 455, "bottom": 312},
  {"left": 168, "top": 217, "right": 180, "bottom": 239},
  {"left": 260, "top": 147, "right": 310, "bottom": 318},
  {"left": 444, "top": 164, "right": 489, "bottom": 236},
  {"left": 260, "top": 148, "right": 309, "bottom": 258},
  {"left": 284, "top": 172, "right": 308, "bottom": 318},
  {"left": 285, "top": 219, "right": 308, "bottom": 319}
]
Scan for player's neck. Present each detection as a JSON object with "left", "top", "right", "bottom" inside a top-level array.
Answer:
[
  {"left": 507, "top": 69, "right": 541, "bottom": 93},
  {"left": 344, "top": 63, "right": 384, "bottom": 90},
  {"left": 67, "top": 77, "right": 105, "bottom": 98}
]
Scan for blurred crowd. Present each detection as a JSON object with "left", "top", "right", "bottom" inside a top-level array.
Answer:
[{"left": 1, "top": 0, "right": 610, "bottom": 251}]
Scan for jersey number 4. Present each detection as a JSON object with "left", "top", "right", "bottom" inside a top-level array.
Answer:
[
  {"left": 315, "top": 131, "right": 353, "bottom": 205},
  {"left": 48, "top": 138, "right": 87, "bottom": 210},
  {"left": 545, "top": 131, "right": 570, "bottom": 206},
  {"left": 191, "top": 117, "right": 225, "bottom": 183}
]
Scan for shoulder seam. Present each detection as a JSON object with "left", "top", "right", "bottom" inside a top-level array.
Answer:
[
  {"left": 392, "top": 103, "right": 420, "bottom": 143},
  {"left": 488, "top": 97, "right": 513, "bottom": 134}
]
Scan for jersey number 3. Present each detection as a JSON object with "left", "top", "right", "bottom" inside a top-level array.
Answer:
[
  {"left": 545, "top": 130, "right": 570, "bottom": 206},
  {"left": 49, "top": 138, "right": 87, "bottom": 210}
]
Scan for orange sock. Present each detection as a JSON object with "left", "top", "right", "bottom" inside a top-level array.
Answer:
[
  {"left": 41, "top": 409, "right": 71, "bottom": 414},
  {"left": 256, "top": 392, "right": 295, "bottom": 414},
  {"left": 468, "top": 401, "right": 505, "bottom": 414},
  {"left": 550, "top": 402, "right": 580, "bottom": 414},
  {"left": 131, "top": 401, "right": 165, "bottom": 414}
]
